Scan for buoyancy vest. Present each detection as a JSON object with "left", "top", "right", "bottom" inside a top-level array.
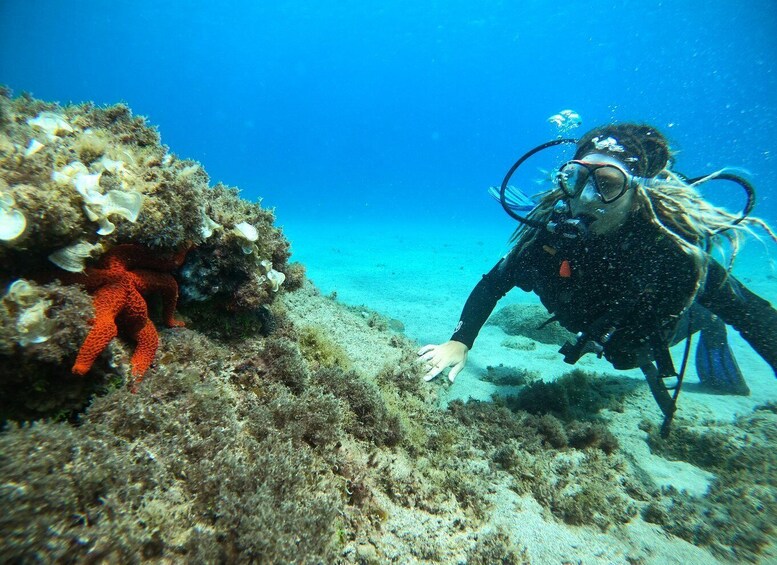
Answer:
[{"left": 513, "top": 214, "right": 699, "bottom": 369}]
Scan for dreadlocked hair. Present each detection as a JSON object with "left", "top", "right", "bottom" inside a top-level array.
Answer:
[
  {"left": 636, "top": 169, "right": 777, "bottom": 271},
  {"left": 574, "top": 123, "right": 670, "bottom": 177}
]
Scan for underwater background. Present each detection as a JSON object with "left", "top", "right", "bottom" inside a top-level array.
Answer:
[
  {"left": 2, "top": 0, "right": 775, "bottom": 225},
  {"left": 2, "top": 1, "right": 777, "bottom": 563}
]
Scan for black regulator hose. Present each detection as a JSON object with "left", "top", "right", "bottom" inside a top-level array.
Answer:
[
  {"left": 684, "top": 172, "right": 756, "bottom": 230},
  {"left": 499, "top": 138, "right": 578, "bottom": 229}
]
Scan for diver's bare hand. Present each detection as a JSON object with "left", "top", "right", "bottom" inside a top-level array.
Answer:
[{"left": 417, "top": 341, "right": 469, "bottom": 383}]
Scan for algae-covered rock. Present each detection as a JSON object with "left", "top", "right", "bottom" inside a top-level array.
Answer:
[
  {"left": 488, "top": 303, "right": 576, "bottom": 345},
  {"left": 480, "top": 363, "right": 539, "bottom": 386},
  {"left": 505, "top": 368, "right": 636, "bottom": 420},
  {"left": 644, "top": 409, "right": 777, "bottom": 561},
  {"left": 0, "top": 90, "right": 292, "bottom": 412},
  {"left": 0, "top": 280, "right": 112, "bottom": 422}
]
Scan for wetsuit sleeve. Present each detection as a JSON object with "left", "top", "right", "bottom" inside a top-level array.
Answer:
[
  {"left": 698, "top": 260, "right": 777, "bottom": 375},
  {"left": 450, "top": 249, "right": 526, "bottom": 349}
]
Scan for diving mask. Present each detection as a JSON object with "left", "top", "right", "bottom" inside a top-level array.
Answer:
[{"left": 558, "top": 159, "right": 637, "bottom": 204}]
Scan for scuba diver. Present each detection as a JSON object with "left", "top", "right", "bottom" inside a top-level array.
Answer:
[{"left": 419, "top": 123, "right": 777, "bottom": 434}]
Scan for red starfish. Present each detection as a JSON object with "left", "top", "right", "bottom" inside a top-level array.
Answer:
[{"left": 68, "top": 244, "right": 189, "bottom": 392}]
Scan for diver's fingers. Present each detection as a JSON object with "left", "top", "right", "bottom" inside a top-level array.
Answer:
[
  {"left": 418, "top": 349, "right": 440, "bottom": 363},
  {"left": 448, "top": 361, "right": 465, "bottom": 383},
  {"left": 423, "top": 360, "right": 448, "bottom": 382},
  {"left": 417, "top": 344, "right": 436, "bottom": 356},
  {"left": 423, "top": 366, "right": 440, "bottom": 381}
]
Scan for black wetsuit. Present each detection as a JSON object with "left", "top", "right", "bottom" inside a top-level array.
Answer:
[{"left": 450, "top": 215, "right": 777, "bottom": 376}]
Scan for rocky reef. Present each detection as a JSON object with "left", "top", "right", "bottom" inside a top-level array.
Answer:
[
  {"left": 0, "top": 89, "right": 299, "bottom": 419},
  {"left": 1, "top": 91, "right": 774, "bottom": 563}
]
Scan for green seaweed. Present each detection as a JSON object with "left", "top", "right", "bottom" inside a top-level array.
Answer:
[
  {"left": 298, "top": 325, "right": 352, "bottom": 371},
  {"left": 466, "top": 527, "right": 529, "bottom": 564},
  {"left": 505, "top": 368, "right": 633, "bottom": 420}
]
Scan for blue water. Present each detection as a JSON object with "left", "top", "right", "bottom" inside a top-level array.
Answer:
[{"left": 1, "top": 1, "right": 776, "bottom": 225}]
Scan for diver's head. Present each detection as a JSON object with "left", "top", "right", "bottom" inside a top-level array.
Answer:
[{"left": 561, "top": 123, "right": 671, "bottom": 235}]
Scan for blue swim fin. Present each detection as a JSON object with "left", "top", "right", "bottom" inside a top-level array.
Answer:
[
  {"left": 695, "top": 318, "right": 750, "bottom": 395},
  {"left": 488, "top": 185, "right": 538, "bottom": 213}
]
